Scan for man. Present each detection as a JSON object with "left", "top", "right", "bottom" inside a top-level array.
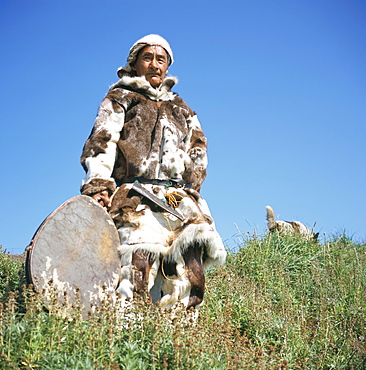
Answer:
[{"left": 80, "top": 34, "right": 226, "bottom": 310}]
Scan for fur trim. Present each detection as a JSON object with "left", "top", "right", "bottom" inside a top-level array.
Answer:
[
  {"left": 118, "top": 243, "right": 168, "bottom": 265},
  {"left": 166, "top": 222, "right": 227, "bottom": 270},
  {"left": 110, "top": 75, "right": 178, "bottom": 102},
  {"left": 80, "top": 178, "right": 116, "bottom": 196}
]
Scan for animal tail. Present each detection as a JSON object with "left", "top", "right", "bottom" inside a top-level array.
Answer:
[{"left": 266, "top": 205, "right": 276, "bottom": 230}]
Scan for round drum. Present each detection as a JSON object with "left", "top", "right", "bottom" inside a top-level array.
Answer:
[{"left": 26, "top": 195, "right": 120, "bottom": 318}]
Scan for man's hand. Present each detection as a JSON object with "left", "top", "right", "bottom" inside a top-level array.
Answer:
[{"left": 91, "top": 190, "right": 112, "bottom": 208}]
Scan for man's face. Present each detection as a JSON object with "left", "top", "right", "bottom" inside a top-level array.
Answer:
[{"left": 132, "top": 45, "right": 169, "bottom": 88}]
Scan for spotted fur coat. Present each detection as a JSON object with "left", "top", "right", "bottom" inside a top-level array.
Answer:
[{"left": 80, "top": 75, "right": 226, "bottom": 306}]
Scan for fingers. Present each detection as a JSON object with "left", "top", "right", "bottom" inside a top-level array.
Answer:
[{"left": 91, "top": 190, "right": 112, "bottom": 208}]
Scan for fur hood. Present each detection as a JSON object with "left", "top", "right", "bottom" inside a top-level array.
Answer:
[{"left": 109, "top": 75, "right": 178, "bottom": 102}]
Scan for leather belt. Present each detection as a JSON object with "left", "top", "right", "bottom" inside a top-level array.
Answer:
[{"left": 120, "top": 176, "right": 189, "bottom": 188}]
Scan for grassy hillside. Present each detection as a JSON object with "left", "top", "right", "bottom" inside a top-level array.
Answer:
[{"left": 0, "top": 233, "right": 365, "bottom": 369}]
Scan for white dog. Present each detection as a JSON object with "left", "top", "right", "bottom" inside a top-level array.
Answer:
[{"left": 266, "top": 205, "right": 318, "bottom": 240}]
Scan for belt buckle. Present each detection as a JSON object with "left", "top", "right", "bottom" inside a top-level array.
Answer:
[{"left": 169, "top": 178, "right": 185, "bottom": 188}]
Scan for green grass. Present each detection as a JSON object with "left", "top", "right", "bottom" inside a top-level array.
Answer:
[{"left": 0, "top": 233, "right": 365, "bottom": 369}]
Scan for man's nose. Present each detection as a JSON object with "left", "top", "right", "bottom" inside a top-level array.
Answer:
[{"left": 150, "top": 57, "right": 158, "bottom": 68}]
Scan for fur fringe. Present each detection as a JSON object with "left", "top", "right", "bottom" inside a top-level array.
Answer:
[{"left": 165, "top": 222, "right": 226, "bottom": 271}]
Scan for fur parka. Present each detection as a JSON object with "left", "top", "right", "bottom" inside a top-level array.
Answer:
[{"left": 80, "top": 75, "right": 226, "bottom": 307}]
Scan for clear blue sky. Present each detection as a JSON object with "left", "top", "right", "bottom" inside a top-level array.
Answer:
[{"left": 1, "top": 0, "right": 365, "bottom": 254}]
